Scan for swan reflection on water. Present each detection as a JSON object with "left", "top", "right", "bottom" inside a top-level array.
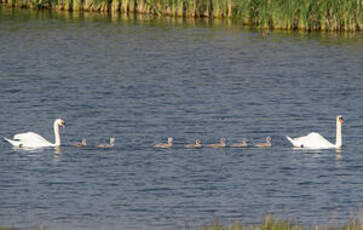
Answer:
[
  {"left": 54, "top": 147, "right": 62, "bottom": 162},
  {"left": 54, "top": 146, "right": 62, "bottom": 154}
]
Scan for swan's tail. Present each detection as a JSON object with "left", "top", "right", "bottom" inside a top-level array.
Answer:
[
  {"left": 286, "top": 136, "right": 296, "bottom": 146},
  {"left": 3, "top": 137, "right": 22, "bottom": 147}
]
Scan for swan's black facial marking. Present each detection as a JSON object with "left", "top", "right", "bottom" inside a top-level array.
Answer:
[
  {"left": 339, "top": 117, "right": 343, "bottom": 122},
  {"left": 300, "top": 144, "right": 304, "bottom": 148}
]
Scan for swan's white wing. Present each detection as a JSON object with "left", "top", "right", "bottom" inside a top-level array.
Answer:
[
  {"left": 13, "top": 132, "right": 52, "bottom": 147},
  {"left": 4, "top": 137, "right": 22, "bottom": 147},
  {"left": 287, "top": 132, "right": 335, "bottom": 149},
  {"left": 286, "top": 136, "right": 300, "bottom": 147}
]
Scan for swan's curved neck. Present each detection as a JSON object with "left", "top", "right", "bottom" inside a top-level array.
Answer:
[
  {"left": 54, "top": 121, "right": 61, "bottom": 146},
  {"left": 336, "top": 120, "right": 342, "bottom": 148}
]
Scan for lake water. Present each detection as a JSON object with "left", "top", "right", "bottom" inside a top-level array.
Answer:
[{"left": 1, "top": 8, "right": 363, "bottom": 230}]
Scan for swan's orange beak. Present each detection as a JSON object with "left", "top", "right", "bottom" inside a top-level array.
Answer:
[
  {"left": 339, "top": 117, "right": 344, "bottom": 124},
  {"left": 61, "top": 122, "right": 66, "bottom": 129}
]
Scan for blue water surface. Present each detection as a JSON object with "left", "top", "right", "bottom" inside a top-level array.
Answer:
[{"left": 1, "top": 8, "right": 363, "bottom": 230}]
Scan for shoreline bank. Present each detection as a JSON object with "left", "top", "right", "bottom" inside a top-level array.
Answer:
[
  {"left": 1, "top": 0, "right": 363, "bottom": 32},
  {"left": 1, "top": 216, "right": 363, "bottom": 230}
]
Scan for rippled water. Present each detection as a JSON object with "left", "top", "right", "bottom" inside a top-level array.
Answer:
[{"left": 1, "top": 8, "right": 363, "bottom": 230}]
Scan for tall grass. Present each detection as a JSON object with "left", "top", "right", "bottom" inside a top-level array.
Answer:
[
  {"left": 232, "top": 0, "right": 363, "bottom": 31},
  {"left": 202, "top": 216, "right": 363, "bottom": 230},
  {"left": 0, "top": 0, "right": 362, "bottom": 31},
  {"left": 1, "top": 216, "right": 363, "bottom": 230},
  {"left": 3, "top": 216, "right": 363, "bottom": 230}
]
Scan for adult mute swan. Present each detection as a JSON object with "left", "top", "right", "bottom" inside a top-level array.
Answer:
[
  {"left": 286, "top": 115, "right": 343, "bottom": 149},
  {"left": 4, "top": 118, "right": 66, "bottom": 148}
]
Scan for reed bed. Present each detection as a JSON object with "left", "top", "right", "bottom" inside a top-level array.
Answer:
[
  {"left": 1, "top": 216, "right": 363, "bottom": 230},
  {"left": 202, "top": 216, "right": 363, "bottom": 230},
  {"left": 233, "top": 0, "right": 363, "bottom": 31},
  {"left": 0, "top": 0, "right": 362, "bottom": 31}
]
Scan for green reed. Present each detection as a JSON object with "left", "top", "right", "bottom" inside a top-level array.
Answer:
[
  {"left": 0, "top": 0, "right": 362, "bottom": 31},
  {"left": 237, "top": 0, "right": 362, "bottom": 31},
  {"left": 202, "top": 216, "right": 363, "bottom": 230},
  {"left": 1, "top": 216, "right": 363, "bottom": 230}
]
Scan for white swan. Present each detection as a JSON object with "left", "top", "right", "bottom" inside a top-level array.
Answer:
[
  {"left": 4, "top": 118, "right": 66, "bottom": 148},
  {"left": 286, "top": 115, "right": 343, "bottom": 149}
]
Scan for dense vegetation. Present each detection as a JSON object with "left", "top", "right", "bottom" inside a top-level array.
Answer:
[
  {"left": 0, "top": 0, "right": 362, "bottom": 31},
  {"left": 202, "top": 216, "right": 363, "bottom": 230},
  {"left": 1, "top": 216, "right": 363, "bottom": 230}
]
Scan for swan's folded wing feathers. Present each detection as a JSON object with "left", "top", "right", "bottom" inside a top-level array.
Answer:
[
  {"left": 286, "top": 136, "right": 300, "bottom": 147},
  {"left": 305, "top": 132, "right": 333, "bottom": 146},
  {"left": 14, "top": 132, "right": 51, "bottom": 146},
  {"left": 289, "top": 132, "right": 335, "bottom": 149},
  {"left": 14, "top": 132, "right": 31, "bottom": 140},
  {"left": 14, "top": 132, "right": 43, "bottom": 141}
]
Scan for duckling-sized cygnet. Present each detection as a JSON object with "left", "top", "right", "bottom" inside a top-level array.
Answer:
[
  {"left": 254, "top": 136, "right": 271, "bottom": 148},
  {"left": 72, "top": 138, "right": 87, "bottom": 147},
  {"left": 184, "top": 139, "right": 202, "bottom": 149},
  {"left": 260, "top": 29, "right": 270, "bottom": 37},
  {"left": 207, "top": 138, "right": 226, "bottom": 148},
  {"left": 153, "top": 137, "right": 173, "bottom": 148},
  {"left": 231, "top": 138, "right": 248, "bottom": 148},
  {"left": 97, "top": 138, "right": 115, "bottom": 149}
]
